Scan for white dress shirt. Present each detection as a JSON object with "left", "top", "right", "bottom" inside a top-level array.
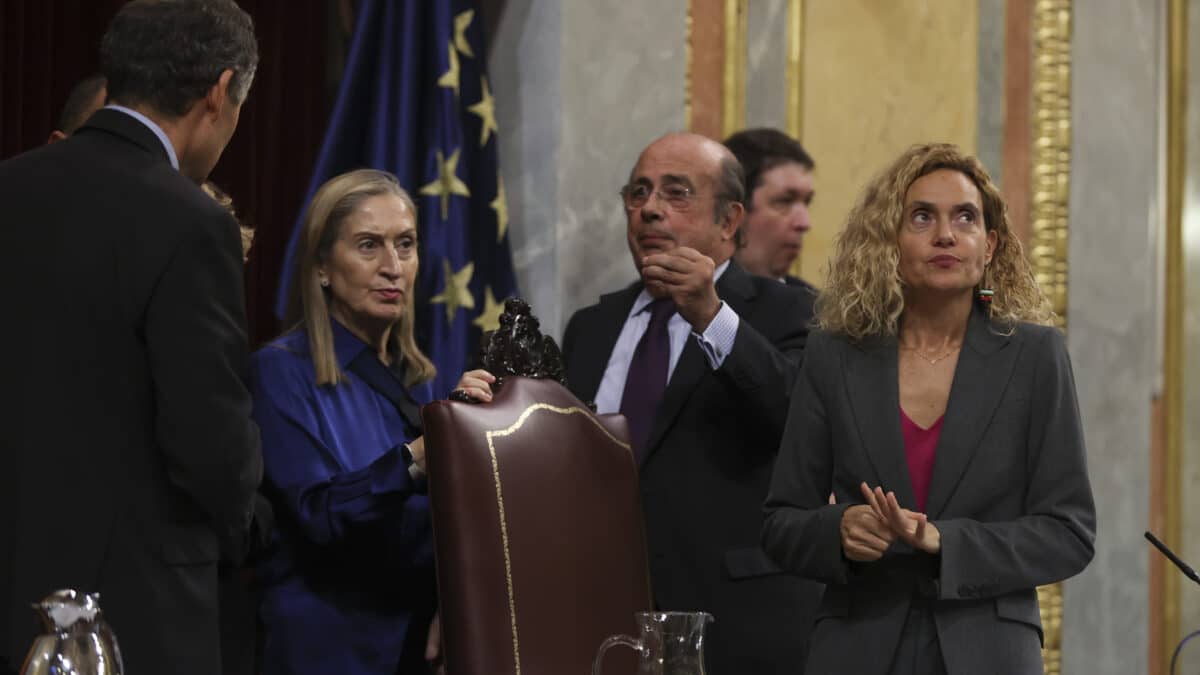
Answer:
[{"left": 593, "top": 260, "right": 741, "bottom": 414}]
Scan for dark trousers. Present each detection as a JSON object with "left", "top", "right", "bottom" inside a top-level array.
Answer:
[{"left": 887, "top": 607, "right": 946, "bottom": 675}]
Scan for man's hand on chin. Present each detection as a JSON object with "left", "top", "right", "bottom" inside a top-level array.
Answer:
[{"left": 641, "top": 247, "right": 721, "bottom": 332}]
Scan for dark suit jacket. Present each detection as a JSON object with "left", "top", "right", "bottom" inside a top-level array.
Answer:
[
  {"left": 0, "top": 109, "right": 262, "bottom": 675},
  {"left": 783, "top": 274, "right": 816, "bottom": 295},
  {"left": 562, "top": 261, "right": 821, "bottom": 675},
  {"left": 763, "top": 306, "right": 1096, "bottom": 675}
]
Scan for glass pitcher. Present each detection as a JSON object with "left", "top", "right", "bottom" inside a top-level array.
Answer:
[
  {"left": 21, "top": 589, "right": 124, "bottom": 675},
  {"left": 592, "top": 611, "right": 713, "bottom": 675}
]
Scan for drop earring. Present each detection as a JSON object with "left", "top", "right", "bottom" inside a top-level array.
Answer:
[{"left": 978, "top": 263, "right": 994, "bottom": 303}]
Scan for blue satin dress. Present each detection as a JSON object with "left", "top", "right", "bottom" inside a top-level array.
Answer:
[{"left": 250, "top": 320, "right": 435, "bottom": 674}]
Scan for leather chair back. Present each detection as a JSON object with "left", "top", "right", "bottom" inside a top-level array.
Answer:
[{"left": 422, "top": 376, "right": 652, "bottom": 675}]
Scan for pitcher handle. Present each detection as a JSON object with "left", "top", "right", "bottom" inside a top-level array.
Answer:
[{"left": 592, "top": 634, "right": 642, "bottom": 675}]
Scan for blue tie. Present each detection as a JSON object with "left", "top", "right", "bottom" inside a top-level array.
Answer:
[{"left": 619, "top": 298, "right": 675, "bottom": 462}]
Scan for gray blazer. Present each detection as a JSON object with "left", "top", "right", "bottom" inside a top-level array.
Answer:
[{"left": 762, "top": 306, "right": 1096, "bottom": 675}]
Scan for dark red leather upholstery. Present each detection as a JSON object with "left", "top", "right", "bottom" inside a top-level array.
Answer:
[{"left": 422, "top": 376, "right": 652, "bottom": 675}]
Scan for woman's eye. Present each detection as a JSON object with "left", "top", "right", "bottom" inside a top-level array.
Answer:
[{"left": 358, "top": 239, "right": 377, "bottom": 251}]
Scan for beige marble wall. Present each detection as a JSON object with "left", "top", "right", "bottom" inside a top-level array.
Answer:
[
  {"left": 1062, "top": 0, "right": 1163, "bottom": 672},
  {"left": 798, "top": 0, "right": 979, "bottom": 284}
]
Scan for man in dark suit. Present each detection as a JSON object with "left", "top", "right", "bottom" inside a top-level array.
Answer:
[
  {"left": 561, "top": 132, "right": 819, "bottom": 675},
  {"left": 723, "top": 128, "right": 818, "bottom": 296},
  {"left": 0, "top": 2, "right": 262, "bottom": 674}
]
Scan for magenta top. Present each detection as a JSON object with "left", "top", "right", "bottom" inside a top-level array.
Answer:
[{"left": 900, "top": 407, "right": 943, "bottom": 513}]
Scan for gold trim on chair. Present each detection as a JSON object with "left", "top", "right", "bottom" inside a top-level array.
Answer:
[
  {"left": 484, "top": 403, "right": 634, "bottom": 674},
  {"left": 1029, "top": 1, "right": 1072, "bottom": 673}
]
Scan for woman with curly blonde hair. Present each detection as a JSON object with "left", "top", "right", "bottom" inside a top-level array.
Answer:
[{"left": 762, "top": 144, "right": 1095, "bottom": 675}]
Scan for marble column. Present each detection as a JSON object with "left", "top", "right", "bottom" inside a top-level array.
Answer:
[
  {"left": 487, "top": 1, "right": 687, "bottom": 339},
  {"left": 1062, "top": 0, "right": 1163, "bottom": 672},
  {"left": 745, "top": 0, "right": 789, "bottom": 131},
  {"left": 976, "top": 0, "right": 1006, "bottom": 184}
]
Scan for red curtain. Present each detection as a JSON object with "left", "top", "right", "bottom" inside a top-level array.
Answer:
[{"left": 0, "top": 0, "right": 336, "bottom": 346}]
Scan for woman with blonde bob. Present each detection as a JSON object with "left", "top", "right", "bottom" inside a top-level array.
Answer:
[
  {"left": 251, "top": 169, "right": 493, "bottom": 674},
  {"left": 763, "top": 144, "right": 1095, "bottom": 675}
]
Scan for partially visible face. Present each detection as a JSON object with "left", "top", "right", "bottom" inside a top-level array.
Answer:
[
  {"left": 736, "top": 161, "right": 814, "bottom": 278},
  {"left": 47, "top": 84, "right": 107, "bottom": 144},
  {"left": 897, "top": 168, "right": 996, "bottom": 298},
  {"left": 320, "top": 194, "right": 418, "bottom": 337},
  {"left": 189, "top": 70, "right": 244, "bottom": 182},
  {"left": 624, "top": 134, "right": 736, "bottom": 272},
  {"left": 195, "top": 96, "right": 242, "bottom": 182}
]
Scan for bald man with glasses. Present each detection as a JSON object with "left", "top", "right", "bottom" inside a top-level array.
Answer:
[{"left": 561, "top": 132, "right": 820, "bottom": 675}]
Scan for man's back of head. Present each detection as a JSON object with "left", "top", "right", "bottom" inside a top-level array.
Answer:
[
  {"left": 102, "top": 0, "right": 258, "bottom": 118},
  {"left": 722, "top": 128, "right": 816, "bottom": 281},
  {"left": 47, "top": 74, "right": 107, "bottom": 144},
  {"left": 100, "top": 0, "right": 258, "bottom": 181}
]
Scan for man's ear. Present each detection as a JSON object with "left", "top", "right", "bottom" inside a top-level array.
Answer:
[
  {"left": 720, "top": 201, "right": 745, "bottom": 242},
  {"left": 204, "top": 69, "right": 236, "bottom": 118},
  {"left": 46, "top": 130, "right": 68, "bottom": 144}
]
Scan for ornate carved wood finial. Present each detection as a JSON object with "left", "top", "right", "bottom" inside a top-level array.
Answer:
[{"left": 450, "top": 299, "right": 567, "bottom": 403}]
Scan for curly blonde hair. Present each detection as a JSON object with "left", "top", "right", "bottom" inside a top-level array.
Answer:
[{"left": 817, "top": 143, "right": 1053, "bottom": 339}]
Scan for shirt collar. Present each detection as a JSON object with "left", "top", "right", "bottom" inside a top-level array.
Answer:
[
  {"left": 103, "top": 104, "right": 180, "bottom": 170},
  {"left": 331, "top": 318, "right": 372, "bottom": 367},
  {"left": 631, "top": 258, "right": 732, "bottom": 316}
]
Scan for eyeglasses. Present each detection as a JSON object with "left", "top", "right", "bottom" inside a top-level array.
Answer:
[{"left": 619, "top": 183, "right": 696, "bottom": 211}]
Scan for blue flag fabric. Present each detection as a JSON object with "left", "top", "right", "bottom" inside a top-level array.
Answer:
[{"left": 275, "top": 0, "right": 518, "bottom": 398}]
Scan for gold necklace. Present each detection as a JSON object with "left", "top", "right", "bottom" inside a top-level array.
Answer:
[{"left": 901, "top": 343, "right": 960, "bottom": 366}]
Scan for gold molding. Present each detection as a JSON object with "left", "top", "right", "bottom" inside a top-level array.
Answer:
[
  {"left": 1029, "top": 0, "right": 1071, "bottom": 329},
  {"left": 1029, "top": 1, "right": 1071, "bottom": 673},
  {"left": 1165, "top": 0, "right": 1188, "bottom": 663},
  {"left": 722, "top": 0, "right": 747, "bottom": 137},
  {"left": 485, "top": 403, "right": 634, "bottom": 674},
  {"left": 685, "top": 4, "right": 693, "bottom": 131},
  {"left": 785, "top": 0, "right": 804, "bottom": 140}
]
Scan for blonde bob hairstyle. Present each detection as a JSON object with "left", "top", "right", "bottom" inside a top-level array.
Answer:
[
  {"left": 817, "top": 143, "right": 1053, "bottom": 340},
  {"left": 284, "top": 169, "right": 436, "bottom": 387}
]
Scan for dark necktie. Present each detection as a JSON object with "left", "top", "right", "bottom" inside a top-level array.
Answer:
[{"left": 619, "top": 298, "right": 676, "bottom": 462}]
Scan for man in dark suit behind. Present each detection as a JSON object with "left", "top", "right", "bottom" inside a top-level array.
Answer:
[
  {"left": 724, "top": 127, "right": 819, "bottom": 299},
  {"left": 561, "top": 132, "right": 819, "bottom": 675},
  {"left": 0, "top": 2, "right": 262, "bottom": 674}
]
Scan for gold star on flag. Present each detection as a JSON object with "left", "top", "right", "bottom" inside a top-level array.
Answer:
[
  {"left": 436, "top": 42, "right": 461, "bottom": 97},
  {"left": 431, "top": 259, "right": 475, "bottom": 324},
  {"left": 468, "top": 77, "right": 498, "bottom": 146},
  {"left": 473, "top": 286, "right": 506, "bottom": 333},
  {"left": 453, "top": 10, "right": 475, "bottom": 58},
  {"left": 491, "top": 178, "right": 509, "bottom": 242},
  {"left": 419, "top": 148, "right": 471, "bottom": 220}
]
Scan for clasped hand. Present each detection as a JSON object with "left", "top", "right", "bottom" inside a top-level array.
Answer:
[
  {"left": 841, "top": 482, "right": 941, "bottom": 561},
  {"left": 640, "top": 247, "right": 721, "bottom": 332}
]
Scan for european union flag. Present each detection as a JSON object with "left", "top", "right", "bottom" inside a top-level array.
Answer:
[{"left": 275, "top": 0, "right": 518, "bottom": 397}]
